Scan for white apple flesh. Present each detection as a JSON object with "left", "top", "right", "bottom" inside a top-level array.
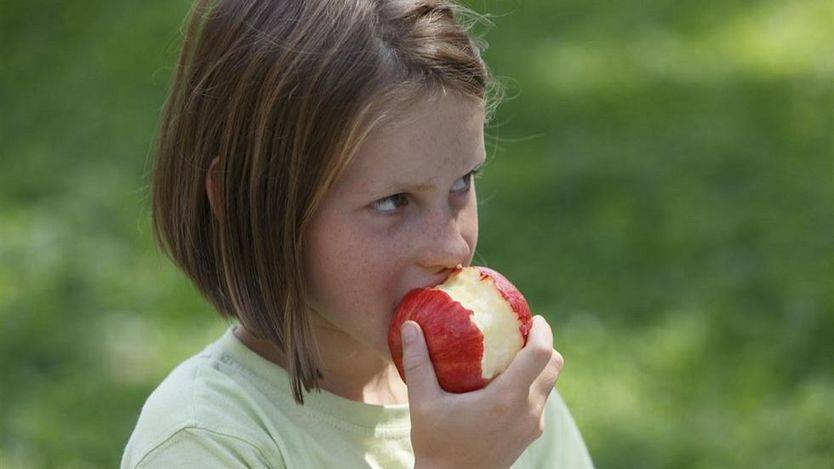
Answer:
[{"left": 388, "top": 265, "right": 534, "bottom": 393}]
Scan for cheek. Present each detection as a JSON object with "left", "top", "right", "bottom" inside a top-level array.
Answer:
[
  {"left": 305, "top": 215, "right": 405, "bottom": 317},
  {"left": 353, "top": 229, "right": 409, "bottom": 306},
  {"left": 463, "top": 196, "right": 479, "bottom": 251}
]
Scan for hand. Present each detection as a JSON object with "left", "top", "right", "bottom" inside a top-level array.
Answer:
[{"left": 401, "top": 315, "right": 564, "bottom": 469}]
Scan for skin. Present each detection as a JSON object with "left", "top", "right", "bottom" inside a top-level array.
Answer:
[
  {"left": 213, "top": 89, "right": 485, "bottom": 405},
  {"left": 210, "top": 90, "right": 566, "bottom": 468}
]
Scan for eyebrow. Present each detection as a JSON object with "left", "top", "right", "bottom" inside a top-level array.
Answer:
[{"left": 372, "top": 159, "right": 486, "bottom": 196}]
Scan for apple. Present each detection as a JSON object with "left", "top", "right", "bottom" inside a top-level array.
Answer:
[{"left": 388, "top": 265, "right": 534, "bottom": 393}]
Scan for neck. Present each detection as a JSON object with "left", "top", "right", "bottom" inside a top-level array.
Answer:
[{"left": 233, "top": 321, "right": 408, "bottom": 405}]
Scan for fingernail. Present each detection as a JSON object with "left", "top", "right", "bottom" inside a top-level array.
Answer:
[{"left": 402, "top": 322, "right": 418, "bottom": 344}]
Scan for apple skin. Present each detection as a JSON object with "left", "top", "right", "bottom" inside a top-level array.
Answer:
[{"left": 388, "top": 265, "right": 534, "bottom": 393}]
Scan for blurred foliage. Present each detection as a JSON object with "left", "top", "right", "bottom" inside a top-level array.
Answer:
[{"left": 1, "top": 0, "right": 832, "bottom": 467}]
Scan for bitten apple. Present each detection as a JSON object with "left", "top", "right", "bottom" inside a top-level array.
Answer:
[{"left": 388, "top": 265, "right": 534, "bottom": 393}]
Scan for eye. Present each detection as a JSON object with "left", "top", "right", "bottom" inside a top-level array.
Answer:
[
  {"left": 371, "top": 193, "right": 409, "bottom": 214},
  {"left": 451, "top": 168, "right": 481, "bottom": 193},
  {"left": 370, "top": 168, "right": 483, "bottom": 215}
]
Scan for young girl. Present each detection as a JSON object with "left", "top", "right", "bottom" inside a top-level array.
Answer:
[{"left": 122, "top": 0, "right": 593, "bottom": 467}]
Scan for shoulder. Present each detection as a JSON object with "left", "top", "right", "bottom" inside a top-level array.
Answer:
[
  {"left": 121, "top": 352, "right": 286, "bottom": 468},
  {"left": 124, "top": 426, "right": 284, "bottom": 469},
  {"left": 516, "top": 388, "right": 595, "bottom": 468}
]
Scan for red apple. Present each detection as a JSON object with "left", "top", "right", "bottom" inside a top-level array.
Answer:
[{"left": 388, "top": 265, "right": 534, "bottom": 393}]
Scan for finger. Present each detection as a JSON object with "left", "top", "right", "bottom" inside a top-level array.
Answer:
[
  {"left": 531, "top": 349, "right": 564, "bottom": 399},
  {"left": 400, "top": 321, "right": 442, "bottom": 402},
  {"left": 492, "top": 315, "right": 554, "bottom": 390}
]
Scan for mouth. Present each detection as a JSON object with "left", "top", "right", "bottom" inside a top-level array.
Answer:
[{"left": 391, "top": 267, "right": 460, "bottom": 314}]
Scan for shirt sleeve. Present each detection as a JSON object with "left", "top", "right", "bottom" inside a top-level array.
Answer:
[
  {"left": 130, "top": 427, "right": 286, "bottom": 469},
  {"left": 526, "top": 389, "right": 595, "bottom": 469}
]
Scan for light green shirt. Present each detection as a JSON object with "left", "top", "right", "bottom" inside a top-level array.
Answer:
[{"left": 121, "top": 325, "right": 593, "bottom": 468}]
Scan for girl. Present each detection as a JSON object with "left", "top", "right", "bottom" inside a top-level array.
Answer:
[{"left": 122, "top": 0, "right": 593, "bottom": 467}]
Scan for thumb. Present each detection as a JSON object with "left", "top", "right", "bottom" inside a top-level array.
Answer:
[{"left": 400, "top": 321, "right": 441, "bottom": 400}]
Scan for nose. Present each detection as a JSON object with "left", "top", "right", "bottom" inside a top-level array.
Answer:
[{"left": 417, "top": 205, "right": 473, "bottom": 272}]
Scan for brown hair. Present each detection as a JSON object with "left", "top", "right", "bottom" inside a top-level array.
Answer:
[{"left": 150, "top": 0, "right": 504, "bottom": 404}]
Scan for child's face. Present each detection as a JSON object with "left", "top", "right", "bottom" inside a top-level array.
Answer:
[{"left": 303, "top": 91, "right": 485, "bottom": 360}]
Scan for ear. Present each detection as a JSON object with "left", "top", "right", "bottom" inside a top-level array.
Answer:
[{"left": 206, "top": 156, "right": 223, "bottom": 222}]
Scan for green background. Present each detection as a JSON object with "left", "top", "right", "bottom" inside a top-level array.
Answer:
[{"left": 2, "top": 0, "right": 832, "bottom": 467}]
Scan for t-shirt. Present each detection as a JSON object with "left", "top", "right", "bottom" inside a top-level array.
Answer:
[{"left": 121, "top": 324, "right": 594, "bottom": 468}]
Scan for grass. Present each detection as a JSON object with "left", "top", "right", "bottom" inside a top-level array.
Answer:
[{"left": 1, "top": 0, "right": 832, "bottom": 467}]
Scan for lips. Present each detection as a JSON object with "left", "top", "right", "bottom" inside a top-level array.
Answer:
[{"left": 391, "top": 269, "right": 458, "bottom": 316}]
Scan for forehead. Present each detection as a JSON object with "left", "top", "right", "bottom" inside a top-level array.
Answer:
[{"left": 336, "top": 92, "right": 486, "bottom": 196}]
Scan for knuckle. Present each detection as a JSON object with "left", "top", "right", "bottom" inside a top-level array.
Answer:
[
  {"left": 542, "top": 365, "right": 561, "bottom": 391},
  {"left": 532, "top": 345, "right": 553, "bottom": 363},
  {"left": 546, "top": 352, "right": 564, "bottom": 380},
  {"left": 532, "top": 424, "right": 544, "bottom": 441},
  {"left": 551, "top": 350, "right": 565, "bottom": 370},
  {"left": 536, "top": 415, "right": 546, "bottom": 438},
  {"left": 528, "top": 411, "right": 545, "bottom": 440},
  {"left": 403, "top": 358, "right": 424, "bottom": 375}
]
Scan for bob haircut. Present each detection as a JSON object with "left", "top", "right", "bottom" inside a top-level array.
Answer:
[{"left": 151, "top": 0, "right": 504, "bottom": 404}]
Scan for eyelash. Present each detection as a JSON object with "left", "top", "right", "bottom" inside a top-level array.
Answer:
[{"left": 371, "top": 168, "right": 482, "bottom": 215}]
